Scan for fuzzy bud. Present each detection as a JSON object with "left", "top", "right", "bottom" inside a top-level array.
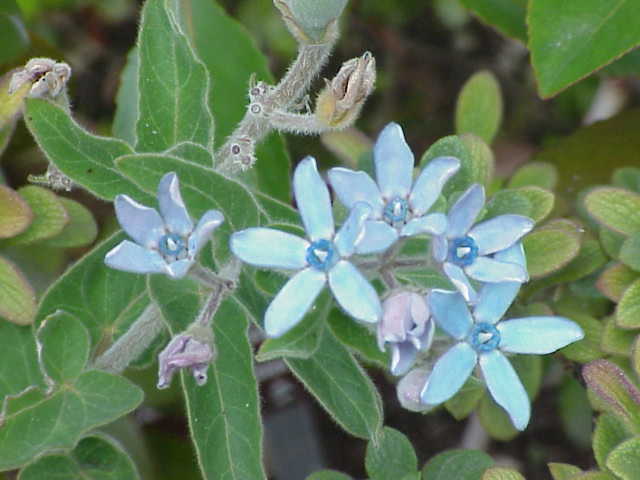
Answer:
[
  {"left": 315, "top": 52, "right": 376, "bottom": 130},
  {"left": 9, "top": 58, "right": 71, "bottom": 99},
  {"left": 397, "top": 368, "right": 434, "bottom": 413},
  {"left": 274, "top": 0, "right": 346, "bottom": 44}
]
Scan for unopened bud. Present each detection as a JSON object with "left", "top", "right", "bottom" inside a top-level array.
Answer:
[
  {"left": 315, "top": 52, "right": 376, "bottom": 130},
  {"left": 9, "top": 58, "right": 71, "bottom": 99},
  {"left": 397, "top": 368, "right": 434, "bottom": 413},
  {"left": 274, "top": 0, "right": 347, "bottom": 44}
]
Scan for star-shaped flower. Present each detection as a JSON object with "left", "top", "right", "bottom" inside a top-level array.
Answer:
[
  {"left": 420, "top": 244, "right": 584, "bottom": 430},
  {"left": 231, "top": 157, "right": 381, "bottom": 337},
  {"left": 433, "top": 183, "right": 534, "bottom": 303},
  {"left": 105, "top": 172, "right": 224, "bottom": 279},
  {"left": 328, "top": 123, "right": 460, "bottom": 254},
  {"left": 377, "top": 291, "right": 434, "bottom": 376}
]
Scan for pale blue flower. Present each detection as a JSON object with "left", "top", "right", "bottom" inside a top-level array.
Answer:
[
  {"left": 420, "top": 243, "right": 584, "bottom": 430},
  {"left": 433, "top": 183, "right": 534, "bottom": 303},
  {"left": 231, "top": 157, "right": 382, "bottom": 338},
  {"left": 105, "top": 172, "right": 224, "bottom": 279},
  {"left": 328, "top": 123, "right": 460, "bottom": 254}
]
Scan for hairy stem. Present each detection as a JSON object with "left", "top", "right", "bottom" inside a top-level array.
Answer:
[{"left": 195, "top": 279, "right": 233, "bottom": 327}]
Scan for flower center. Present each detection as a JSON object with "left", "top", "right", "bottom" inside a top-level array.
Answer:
[
  {"left": 383, "top": 196, "right": 409, "bottom": 225},
  {"left": 469, "top": 322, "right": 500, "bottom": 353},
  {"left": 159, "top": 233, "right": 186, "bottom": 257},
  {"left": 448, "top": 236, "right": 479, "bottom": 267},
  {"left": 306, "top": 239, "right": 337, "bottom": 272}
]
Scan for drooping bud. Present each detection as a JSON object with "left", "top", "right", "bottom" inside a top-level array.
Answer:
[
  {"left": 377, "top": 291, "right": 434, "bottom": 376},
  {"left": 397, "top": 368, "right": 434, "bottom": 413},
  {"left": 157, "top": 324, "right": 216, "bottom": 389},
  {"left": 315, "top": 52, "right": 376, "bottom": 130},
  {"left": 273, "top": 0, "right": 347, "bottom": 44},
  {"left": 9, "top": 58, "right": 71, "bottom": 99}
]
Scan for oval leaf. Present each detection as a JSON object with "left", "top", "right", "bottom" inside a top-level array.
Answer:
[
  {"left": 585, "top": 187, "right": 640, "bottom": 236},
  {"left": 0, "top": 256, "right": 36, "bottom": 326},
  {"left": 597, "top": 263, "right": 638, "bottom": 302},
  {"left": 422, "top": 449, "right": 494, "bottom": 480},
  {"left": 6, "top": 186, "right": 68, "bottom": 245},
  {"left": 365, "top": 427, "right": 418, "bottom": 480},
  {"left": 43, "top": 197, "right": 98, "bottom": 248},
  {"left": 616, "top": 278, "right": 640, "bottom": 329},
  {"left": 0, "top": 185, "right": 32, "bottom": 238},
  {"left": 523, "top": 223, "right": 582, "bottom": 278},
  {"left": 455, "top": 71, "right": 503, "bottom": 144},
  {"left": 605, "top": 436, "right": 640, "bottom": 480}
]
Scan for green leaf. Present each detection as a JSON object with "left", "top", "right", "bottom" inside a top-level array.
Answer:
[
  {"left": 616, "top": 279, "right": 640, "bottom": 329},
  {"left": 0, "top": 256, "right": 36, "bottom": 326},
  {"left": 171, "top": 0, "right": 291, "bottom": 202},
  {"left": 585, "top": 187, "right": 640, "bottom": 236},
  {"left": 0, "top": 185, "right": 32, "bottom": 239},
  {"left": 620, "top": 233, "right": 640, "bottom": 271},
  {"left": 600, "top": 227, "right": 626, "bottom": 260},
  {"left": 612, "top": 167, "right": 640, "bottom": 193},
  {"left": 455, "top": 71, "right": 503, "bottom": 144},
  {"left": 597, "top": 263, "right": 639, "bottom": 302},
  {"left": 24, "top": 99, "right": 148, "bottom": 202},
  {"left": 167, "top": 141, "right": 213, "bottom": 167},
  {"left": 460, "top": 134, "right": 495, "bottom": 188},
  {"left": 0, "top": 321, "right": 44, "bottom": 399},
  {"left": 459, "top": 0, "right": 526, "bottom": 42},
  {"left": 593, "top": 413, "right": 632, "bottom": 470},
  {"left": 422, "top": 449, "right": 494, "bottom": 480},
  {"left": 420, "top": 136, "right": 473, "bottom": 195},
  {"left": 508, "top": 161, "right": 558, "bottom": 190},
  {"left": 548, "top": 463, "right": 582, "bottom": 480},
  {"left": 113, "top": 47, "right": 139, "bottom": 146},
  {"left": 4, "top": 186, "right": 68, "bottom": 245},
  {"left": 601, "top": 317, "right": 636, "bottom": 357},
  {"left": 365, "top": 427, "right": 418, "bottom": 480},
  {"left": 43, "top": 197, "right": 98, "bottom": 248},
  {"left": 18, "top": 433, "right": 140, "bottom": 480},
  {"left": 396, "top": 267, "right": 453, "bottom": 290},
  {"left": 327, "top": 307, "right": 388, "bottom": 367},
  {"left": 148, "top": 275, "right": 266, "bottom": 480},
  {"left": 606, "top": 436, "right": 640, "bottom": 480},
  {"left": 516, "top": 186, "right": 554, "bottom": 223},
  {"left": 286, "top": 328, "right": 383, "bottom": 440},
  {"left": 558, "top": 377, "right": 593, "bottom": 449},
  {"left": 633, "top": 337, "right": 640, "bottom": 380},
  {"left": 116, "top": 153, "right": 259, "bottom": 264},
  {"left": 256, "top": 290, "right": 330, "bottom": 361},
  {"left": 523, "top": 221, "right": 582, "bottom": 278},
  {"left": 481, "top": 467, "right": 525, "bottom": 480},
  {"left": 0, "top": 12, "right": 29, "bottom": 65},
  {"left": 556, "top": 307, "right": 604, "bottom": 363},
  {"left": 38, "top": 311, "right": 90, "bottom": 383},
  {"left": 306, "top": 471, "right": 352, "bottom": 480},
  {"left": 483, "top": 188, "right": 531, "bottom": 219},
  {"left": 36, "top": 232, "right": 151, "bottom": 350},
  {"left": 136, "top": 0, "right": 213, "bottom": 152},
  {"left": 445, "top": 377, "right": 485, "bottom": 420}
]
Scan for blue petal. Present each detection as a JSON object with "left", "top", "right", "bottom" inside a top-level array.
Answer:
[
  {"left": 494, "top": 241, "right": 526, "bottom": 267},
  {"left": 374, "top": 123, "right": 414, "bottom": 199},
  {"left": 446, "top": 184, "right": 485, "bottom": 238},
  {"left": 114, "top": 195, "right": 165, "bottom": 248},
  {"left": 432, "top": 235, "right": 448, "bottom": 262},
  {"left": 265, "top": 268, "right": 326, "bottom": 337},
  {"left": 334, "top": 202, "right": 371, "bottom": 258},
  {"left": 105, "top": 240, "right": 168, "bottom": 275},
  {"left": 390, "top": 342, "right": 419, "bottom": 376},
  {"left": 187, "top": 210, "right": 224, "bottom": 259},
  {"left": 474, "top": 282, "right": 520, "bottom": 325},
  {"left": 328, "top": 167, "right": 384, "bottom": 217},
  {"left": 479, "top": 350, "right": 530, "bottom": 430},
  {"left": 498, "top": 316, "right": 584, "bottom": 354},
  {"left": 468, "top": 215, "right": 534, "bottom": 255},
  {"left": 355, "top": 220, "right": 398, "bottom": 254},
  {"left": 442, "top": 262, "right": 478, "bottom": 304},
  {"left": 401, "top": 213, "right": 447, "bottom": 237},
  {"left": 465, "top": 256, "right": 528, "bottom": 283},
  {"left": 409, "top": 156, "right": 460, "bottom": 216},
  {"left": 428, "top": 289, "right": 473, "bottom": 340},
  {"left": 230, "top": 228, "right": 308, "bottom": 269},
  {"left": 328, "top": 260, "right": 381, "bottom": 323},
  {"left": 157, "top": 172, "right": 193, "bottom": 237},
  {"left": 293, "top": 157, "right": 334, "bottom": 241},
  {"left": 420, "top": 342, "right": 477, "bottom": 405},
  {"left": 166, "top": 259, "right": 193, "bottom": 279}
]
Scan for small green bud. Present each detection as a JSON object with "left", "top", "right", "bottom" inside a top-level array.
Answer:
[{"left": 274, "top": 0, "right": 347, "bottom": 43}]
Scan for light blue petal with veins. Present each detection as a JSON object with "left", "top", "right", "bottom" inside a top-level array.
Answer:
[
  {"left": 474, "top": 281, "right": 520, "bottom": 325},
  {"left": 420, "top": 342, "right": 477, "bottom": 405},
  {"left": 432, "top": 235, "right": 448, "bottom": 262},
  {"left": 328, "top": 167, "right": 384, "bottom": 217},
  {"left": 428, "top": 289, "right": 473, "bottom": 339},
  {"left": 166, "top": 259, "right": 193, "bottom": 279},
  {"left": 265, "top": 268, "right": 326, "bottom": 337},
  {"left": 479, "top": 350, "right": 530, "bottom": 430},
  {"left": 468, "top": 214, "right": 534, "bottom": 255},
  {"left": 446, "top": 184, "right": 485, "bottom": 238},
  {"left": 391, "top": 342, "right": 419, "bottom": 376},
  {"left": 294, "top": 157, "right": 334, "bottom": 241},
  {"left": 494, "top": 241, "right": 526, "bottom": 266},
  {"left": 401, "top": 213, "right": 447, "bottom": 237},
  {"left": 498, "top": 316, "right": 584, "bottom": 354},
  {"left": 374, "top": 123, "right": 414, "bottom": 199},
  {"left": 157, "top": 172, "right": 193, "bottom": 236},
  {"left": 188, "top": 210, "right": 224, "bottom": 258},
  {"left": 230, "top": 228, "right": 308, "bottom": 269},
  {"left": 334, "top": 202, "right": 371, "bottom": 258},
  {"left": 409, "top": 156, "right": 461, "bottom": 215},
  {"left": 442, "top": 262, "right": 477, "bottom": 304},
  {"left": 328, "top": 260, "right": 381, "bottom": 323},
  {"left": 355, "top": 220, "right": 398, "bottom": 254},
  {"left": 114, "top": 195, "right": 165, "bottom": 249},
  {"left": 105, "top": 240, "right": 168, "bottom": 275},
  {"left": 465, "top": 256, "right": 528, "bottom": 283}
]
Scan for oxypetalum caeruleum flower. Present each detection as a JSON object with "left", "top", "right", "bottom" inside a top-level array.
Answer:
[
  {"left": 433, "top": 183, "right": 534, "bottom": 303},
  {"left": 328, "top": 123, "right": 461, "bottom": 254},
  {"left": 377, "top": 291, "right": 434, "bottom": 376},
  {"left": 420, "top": 243, "right": 584, "bottom": 430},
  {"left": 105, "top": 172, "right": 223, "bottom": 279},
  {"left": 231, "top": 157, "right": 381, "bottom": 337}
]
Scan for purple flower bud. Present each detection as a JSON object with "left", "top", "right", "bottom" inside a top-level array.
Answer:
[
  {"left": 157, "top": 326, "right": 216, "bottom": 389},
  {"left": 397, "top": 368, "right": 434, "bottom": 413},
  {"left": 377, "top": 291, "right": 434, "bottom": 376}
]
